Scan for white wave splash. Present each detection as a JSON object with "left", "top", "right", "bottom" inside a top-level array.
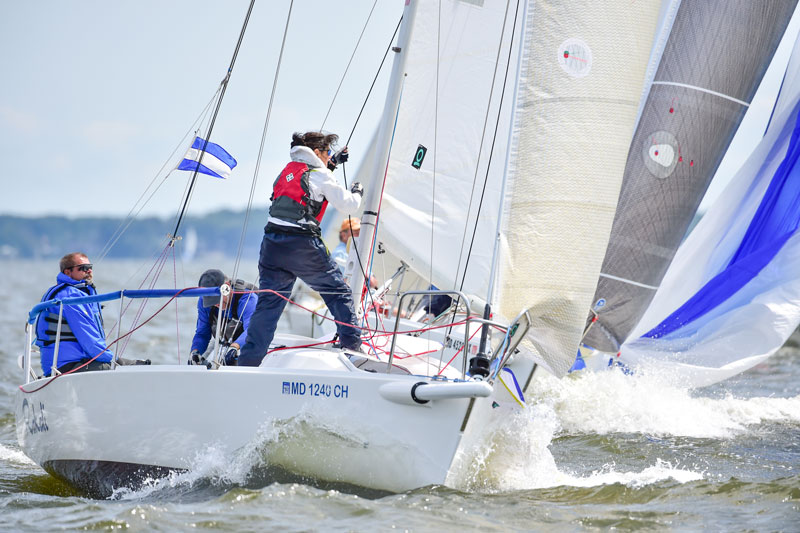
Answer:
[
  {"left": 110, "top": 419, "right": 286, "bottom": 500},
  {"left": 0, "top": 444, "right": 36, "bottom": 466},
  {"left": 451, "top": 402, "right": 703, "bottom": 492},
  {"left": 110, "top": 406, "right": 379, "bottom": 500},
  {"left": 452, "top": 365, "right": 800, "bottom": 492},
  {"left": 529, "top": 369, "right": 800, "bottom": 439}
]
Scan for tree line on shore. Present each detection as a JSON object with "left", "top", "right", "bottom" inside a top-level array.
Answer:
[{"left": 0, "top": 208, "right": 266, "bottom": 260}]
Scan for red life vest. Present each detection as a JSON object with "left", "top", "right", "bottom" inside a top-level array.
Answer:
[{"left": 269, "top": 162, "right": 328, "bottom": 229}]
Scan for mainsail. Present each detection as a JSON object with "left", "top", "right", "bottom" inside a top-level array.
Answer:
[
  {"left": 357, "top": 0, "right": 662, "bottom": 377},
  {"left": 621, "top": 27, "right": 800, "bottom": 388},
  {"left": 364, "top": 0, "right": 519, "bottom": 300},
  {"left": 583, "top": 0, "right": 798, "bottom": 353}
]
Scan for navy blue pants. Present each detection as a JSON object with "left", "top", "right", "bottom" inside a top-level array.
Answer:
[{"left": 239, "top": 232, "right": 361, "bottom": 366}]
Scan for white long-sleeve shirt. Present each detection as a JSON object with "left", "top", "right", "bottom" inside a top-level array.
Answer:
[{"left": 267, "top": 145, "right": 361, "bottom": 229}]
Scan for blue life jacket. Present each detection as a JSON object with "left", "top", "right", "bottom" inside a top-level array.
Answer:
[
  {"left": 35, "top": 273, "right": 111, "bottom": 376},
  {"left": 35, "top": 279, "right": 92, "bottom": 347}
]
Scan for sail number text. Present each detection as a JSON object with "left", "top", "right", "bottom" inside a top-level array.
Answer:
[{"left": 282, "top": 381, "right": 349, "bottom": 398}]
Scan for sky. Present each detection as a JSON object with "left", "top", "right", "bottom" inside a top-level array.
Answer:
[
  {"left": 1, "top": 1, "right": 799, "bottom": 220},
  {"left": 0, "top": 0, "right": 402, "bottom": 219}
]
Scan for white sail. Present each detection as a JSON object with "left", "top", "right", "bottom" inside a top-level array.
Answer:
[
  {"left": 364, "top": 0, "right": 518, "bottom": 299},
  {"left": 622, "top": 29, "right": 800, "bottom": 387},
  {"left": 358, "top": 0, "right": 662, "bottom": 378},
  {"left": 496, "top": 1, "right": 662, "bottom": 377}
]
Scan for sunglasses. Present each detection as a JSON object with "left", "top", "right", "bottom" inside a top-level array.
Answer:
[{"left": 69, "top": 264, "right": 93, "bottom": 272}]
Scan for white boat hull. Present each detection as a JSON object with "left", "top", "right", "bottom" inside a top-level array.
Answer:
[{"left": 15, "top": 352, "right": 493, "bottom": 497}]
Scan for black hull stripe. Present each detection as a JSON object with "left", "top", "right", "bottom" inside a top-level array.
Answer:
[{"left": 43, "top": 459, "right": 183, "bottom": 499}]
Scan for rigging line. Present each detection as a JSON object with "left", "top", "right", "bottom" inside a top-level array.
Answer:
[
  {"left": 458, "top": 0, "right": 520, "bottom": 293},
  {"left": 169, "top": 153, "right": 200, "bottom": 232},
  {"left": 428, "top": 0, "right": 441, "bottom": 302},
  {"left": 100, "top": 172, "right": 175, "bottom": 263},
  {"left": 422, "top": 0, "right": 443, "bottom": 362},
  {"left": 231, "top": 0, "right": 295, "bottom": 284},
  {"left": 170, "top": 0, "right": 256, "bottom": 242},
  {"left": 105, "top": 236, "right": 176, "bottom": 334},
  {"left": 119, "top": 244, "right": 172, "bottom": 356},
  {"left": 104, "top": 126, "right": 207, "bottom": 266},
  {"left": 171, "top": 246, "right": 181, "bottom": 364},
  {"left": 320, "top": 0, "right": 380, "bottom": 131},
  {"left": 363, "top": 81, "right": 405, "bottom": 322},
  {"left": 96, "top": 88, "right": 221, "bottom": 263},
  {"left": 348, "top": 80, "right": 405, "bottom": 336},
  {"left": 103, "top": 162, "right": 191, "bottom": 267},
  {"left": 346, "top": 15, "right": 402, "bottom": 147}
]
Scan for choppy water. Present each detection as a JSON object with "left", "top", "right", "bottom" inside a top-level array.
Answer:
[{"left": 1, "top": 260, "right": 798, "bottom": 531}]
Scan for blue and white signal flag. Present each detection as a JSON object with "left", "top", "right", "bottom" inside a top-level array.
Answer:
[{"left": 178, "top": 136, "right": 237, "bottom": 179}]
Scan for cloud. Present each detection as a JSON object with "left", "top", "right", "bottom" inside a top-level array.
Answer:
[
  {"left": 82, "top": 120, "right": 140, "bottom": 149},
  {"left": 0, "top": 106, "right": 39, "bottom": 135}
]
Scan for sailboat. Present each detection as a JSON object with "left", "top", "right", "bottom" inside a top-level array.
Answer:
[
  {"left": 582, "top": 0, "right": 798, "bottom": 360},
  {"left": 15, "top": 0, "right": 663, "bottom": 497},
  {"left": 619, "top": 24, "right": 800, "bottom": 388}
]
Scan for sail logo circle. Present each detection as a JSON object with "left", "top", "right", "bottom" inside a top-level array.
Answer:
[
  {"left": 558, "top": 38, "right": 592, "bottom": 78},
  {"left": 642, "top": 131, "right": 679, "bottom": 179}
]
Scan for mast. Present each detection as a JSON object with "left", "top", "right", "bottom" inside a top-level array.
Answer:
[{"left": 347, "top": 0, "right": 419, "bottom": 308}]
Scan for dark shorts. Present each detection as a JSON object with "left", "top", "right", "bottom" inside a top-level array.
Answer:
[{"left": 56, "top": 359, "right": 111, "bottom": 374}]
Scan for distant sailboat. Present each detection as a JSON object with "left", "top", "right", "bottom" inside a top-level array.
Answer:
[
  {"left": 621, "top": 25, "right": 800, "bottom": 387},
  {"left": 583, "top": 0, "right": 798, "bottom": 356},
  {"left": 181, "top": 226, "right": 198, "bottom": 262}
]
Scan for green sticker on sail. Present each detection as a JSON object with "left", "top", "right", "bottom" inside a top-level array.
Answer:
[{"left": 411, "top": 145, "right": 427, "bottom": 169}]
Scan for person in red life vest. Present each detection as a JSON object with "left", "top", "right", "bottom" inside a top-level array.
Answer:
[{"left": 238, "top": 131, "right": 364, "bottom": 366}]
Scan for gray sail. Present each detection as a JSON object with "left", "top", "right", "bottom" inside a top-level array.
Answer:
[{"left": 584, "top": 0, "right": 798, "bottom": 353}]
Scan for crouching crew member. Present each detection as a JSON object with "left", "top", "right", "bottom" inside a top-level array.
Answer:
[{"left": 190, "top": 268, "right": 257, "bottom": 366}]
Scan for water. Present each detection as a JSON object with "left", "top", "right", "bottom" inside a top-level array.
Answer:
[{"left": 1, "top": 260, "right": 798, "bottom": 531}]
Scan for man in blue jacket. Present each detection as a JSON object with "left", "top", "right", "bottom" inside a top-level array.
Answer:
[
  {"left": 35, "top": 252, "right": 113, "bottom": 377},
  {"left": 190, "top": 269, "right": 257, "bottom": 366}
]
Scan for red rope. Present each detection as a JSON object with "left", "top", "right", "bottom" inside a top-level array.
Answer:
[
  {"left": 120, "top": 244, "right": 171, "bottom": 356},
  {"left": 436, "top": 324, "right": 483, "bottom": 376},
  {"left": 21, "top": 285, "right": 482, "bottom": 393},
  {"left": 231, "top": 288, "right": 473, "bottom": 336}
]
